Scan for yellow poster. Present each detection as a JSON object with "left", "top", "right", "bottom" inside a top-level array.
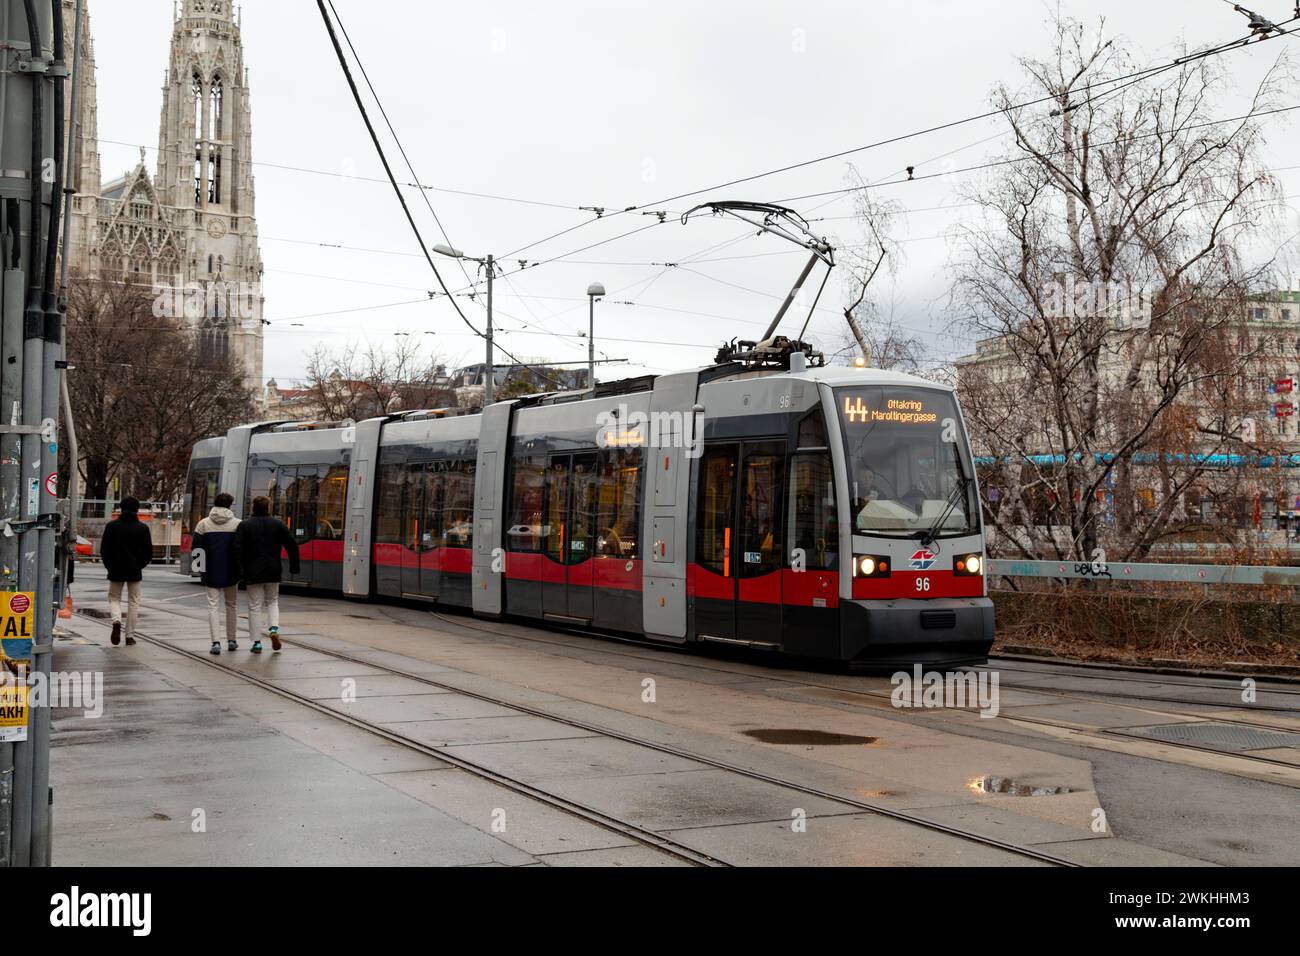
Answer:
[
  {"left": 0, "top": 592, "right": 34, "bottom": 742},
  {"left": 0, "top": 680, "right": 27, "bottom": 743}
]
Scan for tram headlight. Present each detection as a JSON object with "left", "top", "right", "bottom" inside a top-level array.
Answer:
[
  {"left": 854, "top": 555, "right": 891, "bottom": 579},
  {"left": 954, "top": 553, "right": 983, "bottom": 576}
]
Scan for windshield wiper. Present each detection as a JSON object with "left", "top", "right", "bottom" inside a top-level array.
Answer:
[{"left": 918, "top": 476, "right": 970, "bottom": 548}]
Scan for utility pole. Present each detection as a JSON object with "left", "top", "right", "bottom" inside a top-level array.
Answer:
[
  {"left": 0, "top": 0, "right": 68, "bottom": 868},
  {"left": 586, "top": 282, "right": 605, "bottom": 392},
  {"left": 433, "top": 245, "right": 498, "bottom": 404},
  {"left": 484, "top": 254, "right": 494, "bottom": 405}
]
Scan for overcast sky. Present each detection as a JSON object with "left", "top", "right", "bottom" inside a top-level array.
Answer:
[{"left": 83, "top": 0, "right": 1300, "bottom": 387}]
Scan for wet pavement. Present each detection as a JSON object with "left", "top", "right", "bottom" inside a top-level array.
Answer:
[{"left": 45, "top": 567, "right": 1300, "bottom": 866}]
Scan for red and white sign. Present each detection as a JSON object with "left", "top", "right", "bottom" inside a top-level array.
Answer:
[
  {"left": 1275, "top": 403, "right": 1295, "bottom": 419},
  {"left": 44, "top": 473, "right": 57, "bottom": 497},
  {"left": 1277, "top": 378, "right": 1294, "bottom": 394},
  {"left": 8, "top": 593, "right": 31, "bottom": 616}
]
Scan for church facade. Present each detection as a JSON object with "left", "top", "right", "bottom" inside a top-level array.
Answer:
[{"left": 63, "top": 0, "right": 265, "bottom": 390}]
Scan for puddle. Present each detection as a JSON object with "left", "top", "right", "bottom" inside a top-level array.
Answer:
[
  {"left": 968, "top": 775, "right": 1072, "bottom": 796},
  {"left": 743, "top": 729, "right": 878, "bottom": 746}
]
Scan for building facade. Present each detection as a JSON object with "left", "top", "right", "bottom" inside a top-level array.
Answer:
[
  {"left": 955, "top": 291, "right": 1300, "bottom": 539},
  {"left": 63, "top": 0, "right": 265, "bottom": 390}
]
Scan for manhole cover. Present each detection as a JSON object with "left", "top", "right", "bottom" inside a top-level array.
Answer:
[{"left": 1125, "top": 722, "right": 1300, "bottom": 752}]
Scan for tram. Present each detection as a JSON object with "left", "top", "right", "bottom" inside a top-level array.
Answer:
[{"left": 182, "top": 344, "right": 993, "bottom": 667}]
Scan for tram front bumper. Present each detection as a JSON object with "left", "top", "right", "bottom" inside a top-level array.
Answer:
[{"left": 841, "top": 597, "right": 994, "bottom": 669}]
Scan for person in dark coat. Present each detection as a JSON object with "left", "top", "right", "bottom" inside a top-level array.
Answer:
[
  {"left": 100, "top": 496, "right": 153, "bottom": 646},
  {"left": 234, "top": 495, "right": 299, "bottom": 653},
  {"left": 192, "top": 492, "right": 242, "bottom": 656}
]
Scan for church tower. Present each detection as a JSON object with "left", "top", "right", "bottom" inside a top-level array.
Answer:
[
  {"left": 154, "top": 0, "right": 264, "bottom": 389},
  {"left": 62, "top": 0, "right": 104, "bottom": 278}
]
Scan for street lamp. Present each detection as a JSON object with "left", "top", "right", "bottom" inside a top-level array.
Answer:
[
  {"left": 587, "top": 282, "right": 605, "bottom": 392},
  {"left": 434, "top": 244, "right": 497, "bottom": 404}
]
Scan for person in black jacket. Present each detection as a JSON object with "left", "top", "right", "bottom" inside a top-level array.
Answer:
[
  {"left": 100, "top": 497, "right": 153, "bottom": 646},
  {"left": 235, "top": 495, "right": 300, "bottom": 654},
  {"left": 192, "top": 492, "right": 242, "bottom": 656}
]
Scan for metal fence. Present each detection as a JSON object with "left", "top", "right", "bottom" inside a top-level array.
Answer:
[
  {"left": 987, "top": 558, "right": 1300, "bottom": 587},
  {"left": 71, "top": 499, "right": 183, "bottom": 563}
]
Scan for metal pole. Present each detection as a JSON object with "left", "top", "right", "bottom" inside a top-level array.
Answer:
[
  {"left": 31, "top": 0, "right": 68, "bottom": 870},
  {"left": 588, "top": 296, "right": 595, "bottom": 391},
  {"left": 762, "top": 251, "right": 821, "bottom": 342},
  {"left": 59, "top": 0, "right": 82, "bottom": 550},
  {"left": 484, "top": 254, "right": 493, "bottom": 406}
]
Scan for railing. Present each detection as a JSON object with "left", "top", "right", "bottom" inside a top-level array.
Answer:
[{"left": 987, "top": 558, "right": 1300, "bottom": 586}]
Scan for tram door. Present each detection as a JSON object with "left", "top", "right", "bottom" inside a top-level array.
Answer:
[
  {"left": 695, "top": 442, "right": 785, "bottom": 646},
  {"left": 543, "top": 453, "right": 598, "bottom": 621},
  {"left": 401, "top": 463, "right": 441, "bottom": 600}
]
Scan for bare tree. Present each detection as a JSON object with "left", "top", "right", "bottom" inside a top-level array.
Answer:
[
  {"left": 65, "top": 276, "right": 255, "bottom": 501},
  {"left": 952, "top": 15, "right": 1287, "bottom": 562},
  {"left": 839, "top": 169, "right": 903, "bottom": 364},
  {"left": 300, "top": 339, "right": 456, "bottom": 422}
]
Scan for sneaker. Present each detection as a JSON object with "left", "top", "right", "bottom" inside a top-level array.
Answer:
[
  {"left": 251, "top": 641, "right": 263, "bottom": 655},
  {"left": 210, "top": 641, "right": 221, "bottom": 656},
  {"left": 269, "top": 627, "right": 282, "bottom": 652},
  {"left": 110, "top": 622, "right": 121, "bottom": 646},
  {"left": 125, "top": 637, "right": 136, "bottom": 647},
  {"left": 227, "top": 640, "right": 238, "bottom": 652}
]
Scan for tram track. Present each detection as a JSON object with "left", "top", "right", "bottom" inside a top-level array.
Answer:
[
  {"left": 409, "top": 611, "right": 1300, "bottom": 774},
  {"left": 123, "top": 628, "right": 726, "bottom": 868},
  {"left": 83, "top": 605, "right": 1083, "bottom": 867}
]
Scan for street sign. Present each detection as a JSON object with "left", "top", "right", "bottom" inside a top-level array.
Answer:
[{"left": 0, "top": 591, "right": 35, "bottom": 743}]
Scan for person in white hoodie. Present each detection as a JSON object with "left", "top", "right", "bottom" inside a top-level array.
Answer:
[{"left": 191, "top": 493, "right": 242, "bottom": 655}]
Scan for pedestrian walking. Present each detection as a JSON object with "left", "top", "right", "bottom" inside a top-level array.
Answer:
[
  {"left": 235, "top": 495, "right": 299, "bottom": 653},
  {"left": 100, "top": 496, "right": 154, "bottom": 646},
  {"left": 192, "top": 492, "right": 242, "bottom": 656}
]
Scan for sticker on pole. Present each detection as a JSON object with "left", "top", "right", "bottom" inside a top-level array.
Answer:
[
  {"left": 0, "top": 591, "right": 35, "bottom": 743},
  {"left": 45, "top": 472, "right": 58, "bottom": 497}
]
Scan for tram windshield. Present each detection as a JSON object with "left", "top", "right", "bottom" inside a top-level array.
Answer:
[{"left": 834, "top": 385, "right": 979, "bottom": 539}]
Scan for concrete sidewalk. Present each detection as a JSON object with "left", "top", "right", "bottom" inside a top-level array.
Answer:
[{"left": 50, "top": 609, "right": 675, "bottom": 866}]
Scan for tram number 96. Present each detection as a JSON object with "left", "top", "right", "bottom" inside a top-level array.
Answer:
[{"left": 915, "top": 577, "right": 932, "bottom": 593}]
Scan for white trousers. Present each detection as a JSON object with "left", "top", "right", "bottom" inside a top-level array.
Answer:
[
  {"left": 246, "top": 582, "right": 280, "bottom": 640},
  {"left": 107, "top": 580, "right": 141, "bottom": 639},
  {"left": 206, "top": 586, "right": 238, "bottom": 643}
]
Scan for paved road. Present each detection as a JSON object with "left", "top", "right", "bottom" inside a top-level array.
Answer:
[{"left": 47, "top": 566, "right": 1300, "bottom": 866}]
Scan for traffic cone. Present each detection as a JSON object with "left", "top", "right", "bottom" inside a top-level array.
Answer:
[{"left": 58, "top": 592, "right": 73, "bottom": 619}]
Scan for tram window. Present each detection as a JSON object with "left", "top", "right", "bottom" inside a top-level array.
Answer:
[
  {"left": 789, "top": 453, "right": 838, "bottom": 571},
  {"left": 421, "top": 465, "right": 444, "bottom": 552},
  {"left": 544, "top": 457, "right": 570, "bottom": 562},
  {"left": 293, "top": 466, "right": 322, "bottom": 542},
  {"left": 797, "top": 408, "right": 829, "bottom": 448},
  {"left": 741, "top": 447, "right": 784, "bottom": 577},
  {"left": 508, "top": 453, "right": 546, "bottom": 552},
  {"left": 375, "top": 462, "right": 404, "bottom": 544},
  {"left": 596, "top": 448, "right": 641, "bottom": 560},
  {"left": 443, "top": 461, "right": 475, "bottom": 549},
  {"left": 277, "top": 467, "right": 296, "bottom": 528},
  {"left": 244, "top": 466, "right": 276, "bottom": 520},
  {"left": 570, "top": 455, "right": 598, "bottom": 563},
  {"left": 403, "top": 464, "right": 424, "bottom": 551},
  {"left": 697, "top": 448, "right": 736, "bottom": 576},
  {"left": 317, "top": 465, "right": 349, "bottom": 540},
  {"left": 187, "top": 468, "right": 218, "bottom": 532}
]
